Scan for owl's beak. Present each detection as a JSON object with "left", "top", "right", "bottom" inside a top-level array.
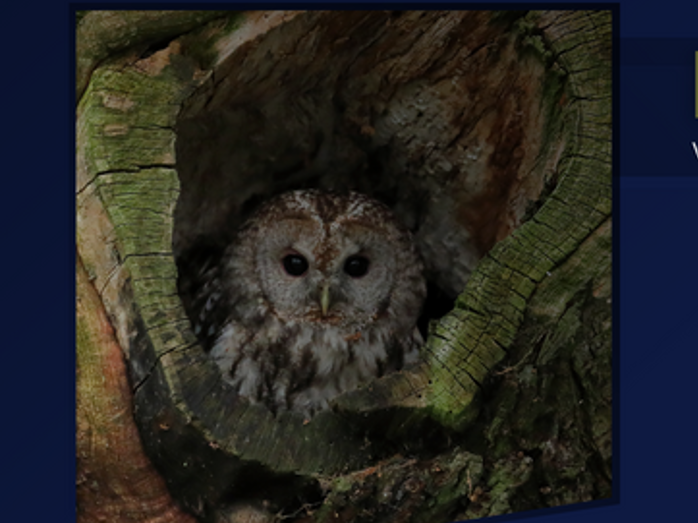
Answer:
[{"left": 320, "top": 282, "right": 331, "bottom": 317}]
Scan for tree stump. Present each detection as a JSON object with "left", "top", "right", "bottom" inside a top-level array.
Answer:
[{"left": 76, "top": 9, "right": 612, "bottom": 523}]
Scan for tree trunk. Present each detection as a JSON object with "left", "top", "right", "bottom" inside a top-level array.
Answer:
[{"left": 76, "top": 9, "right": 612, "bottom": 523}]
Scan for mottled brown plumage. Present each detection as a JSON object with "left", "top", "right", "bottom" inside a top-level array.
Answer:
[{"left": 187, "top": 190, "right": 426, "bottom": 416}]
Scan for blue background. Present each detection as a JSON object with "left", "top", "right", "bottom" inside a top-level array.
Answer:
[{"left": 2, "top": 1, "right": 696, "bottom": 521}]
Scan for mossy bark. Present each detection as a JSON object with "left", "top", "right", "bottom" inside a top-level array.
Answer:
[
  {"left": 77, "top": 255, "right": 198, "bottom": 523},
  {"left": 76, "top": 9, "right": 612, "bottom": 523}
]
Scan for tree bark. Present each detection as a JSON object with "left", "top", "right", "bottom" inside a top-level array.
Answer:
[
  {"left": 77, "top": 256, "right": 198, "bottom": 523},
  {"left": 76, "top": 9, "right": 612, "bottom": 523}
]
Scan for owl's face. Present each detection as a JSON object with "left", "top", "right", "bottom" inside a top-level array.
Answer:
[
  {"left": 254, "top": 215, "right": 396, "bottom": 325},
  {"left": 240, "top": 191, "right": 412, "bottom": 328}
]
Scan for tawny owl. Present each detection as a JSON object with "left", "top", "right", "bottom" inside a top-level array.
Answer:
[{"left": 187, "top": 190, "right": 426, "bottom": 416}]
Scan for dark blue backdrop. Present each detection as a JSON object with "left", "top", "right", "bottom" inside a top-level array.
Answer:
[{"left": 3, "top": 1, "right": 696, "bottom": 521}]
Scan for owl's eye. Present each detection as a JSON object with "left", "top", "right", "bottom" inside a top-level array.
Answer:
[
  {"left": 344, "top": 255, "right": 370, "bottom": 278},
  {"left": 282, "top": 254, "right": 309, "bottom": 276}
]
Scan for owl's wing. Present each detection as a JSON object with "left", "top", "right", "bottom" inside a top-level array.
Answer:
[
  {"left": 401, "top": 327, "right": 424, "bottom": 367},
  {"left": 177, "top": 246, "right": 230, "bottom": 350}
]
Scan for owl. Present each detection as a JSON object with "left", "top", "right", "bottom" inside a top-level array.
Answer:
[{"left": 186, "top": 189, "right": 426, "bottom": 416}]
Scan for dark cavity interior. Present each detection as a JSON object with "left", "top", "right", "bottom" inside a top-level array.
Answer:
[{"left": 173, "top": 10, "right": 567, "bottom": 331}]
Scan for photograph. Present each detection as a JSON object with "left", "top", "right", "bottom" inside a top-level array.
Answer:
[{"left": 74, "top": 8, "right": 614, "bottom": 523}]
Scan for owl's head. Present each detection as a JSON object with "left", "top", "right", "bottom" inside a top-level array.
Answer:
[{"left": 229, "top": 190, "right": 425, "bottom": 330}]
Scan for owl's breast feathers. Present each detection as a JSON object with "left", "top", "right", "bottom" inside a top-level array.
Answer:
[{"left": 209, "top": 311, "right": 421, "bottom": 416}]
